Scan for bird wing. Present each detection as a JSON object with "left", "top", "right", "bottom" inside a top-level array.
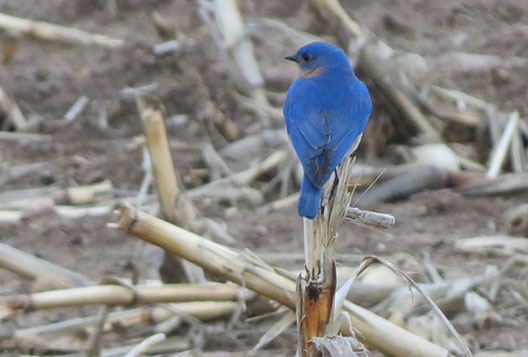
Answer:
[
  {"left": 318, "top": 89, "right": 371, "bottom": 185},
  {"left": 284, "top": 82, "right": 330, "bottom": 185},
  {"left": 328, "top": 86, "right": 371, "bottom": 146},
  {"left": 284, "top": 77, "right": 371, "bottom": 187}
]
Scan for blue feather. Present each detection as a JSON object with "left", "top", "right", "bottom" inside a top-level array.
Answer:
[{"left": 298, "top": 175, "right": 321, "bottom": 219}]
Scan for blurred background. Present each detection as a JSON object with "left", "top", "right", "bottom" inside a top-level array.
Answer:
[{"left": 0, "top": 0, "right": 527, "bottom": 355}]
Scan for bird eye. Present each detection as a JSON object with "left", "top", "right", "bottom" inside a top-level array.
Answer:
[{"left": 302, "top": 53, "right": 311, "bottom": 62}]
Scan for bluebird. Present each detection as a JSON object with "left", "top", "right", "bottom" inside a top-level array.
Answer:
[{"left": 283, "top": 42, "right": 372, "bottom": 219}]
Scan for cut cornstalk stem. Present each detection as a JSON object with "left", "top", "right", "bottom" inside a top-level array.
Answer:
[
  {"left": 0, "top": 180, "right": 113, "bottom": 209},
  {"left": 309, "top": 0, "right": 364, "bottom": 39},
  {"left": 0, "top": 85, "right": 27, "bottom": 131},
  {"left": 54, "top": 204, "right": 112, "bottom": 219},
  {"left": 136, "top": 94, "right": 179, "bottom": 222},
  {"left": 297, "top": 254, "right": 336, "bottom": 357},
  {"left": 124, "top": 333, "right": 166, "bottom": 357},
  {"left": 64, "top": 96, "right": 89, "bottom": 122},
  {"left": 0, "top": 131, "right": 50, "bottom": 141},
  {"left": 15, "top": 302, "right": 239, "bottom": 339},
  {"left": 0, "top": 282, "right": 246, "bottom": 318},
  {"left": 487, "top": 111, "right": 520, "bottom": 178},
  {"left": 0, "top": 242, "right": 92, "bottom": 288},
  {"left": 298, "top": 156, "right": 356, "bottom": 356},
  {"left": 114, "top": 206, "right": 448, "bottom": 357},
  {"left": 189, "top": 150, "right": 287, "bottom": 198},
  {"left": 345, "top": 207, "right": 395, "bottom": 229},
  {"left": 135, "top": 94, "right": 203, "bottom": 234},
  {"left": 87, "top": 305, "right": 111, "bottom": 357},
  {"left": 0, "top": 209, "right": 24, "bottom": 223},
  {"left": 66, "top": 179, "right": 113, "bottom": 205},
  {"left": 0, "top": 12, "right": 124, "bottom": 48},
  {"left": 116, "top": 206, "right": 297, "bottom": 306}
]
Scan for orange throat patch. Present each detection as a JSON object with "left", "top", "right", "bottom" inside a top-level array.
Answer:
[{"left": 300, "top": 67, "right": 322, "bottom": 78}]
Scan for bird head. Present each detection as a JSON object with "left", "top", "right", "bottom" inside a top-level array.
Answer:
[{"left": 285, "top": 42, "right": 352, "bottom": 77}]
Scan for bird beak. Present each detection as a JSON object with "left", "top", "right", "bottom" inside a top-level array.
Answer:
[{"left": 285, "top": 55, "right": 298, "bottom": 63}]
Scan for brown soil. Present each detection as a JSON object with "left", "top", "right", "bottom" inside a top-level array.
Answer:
[{"left": 1, "top": 0, "right": 528, "bottom": 355}]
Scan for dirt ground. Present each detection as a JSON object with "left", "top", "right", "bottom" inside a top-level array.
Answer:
[{"left": 1, "top": 0, "right": 528, "bottom": 355}]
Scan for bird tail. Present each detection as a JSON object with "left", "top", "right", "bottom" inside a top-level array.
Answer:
[{"left": 298, "top": 175, "right": 322, "bottom": 219}]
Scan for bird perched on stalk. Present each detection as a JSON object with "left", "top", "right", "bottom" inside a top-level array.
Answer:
[{"left": 283, "top": 42, "right": 371, "bottom": 219}]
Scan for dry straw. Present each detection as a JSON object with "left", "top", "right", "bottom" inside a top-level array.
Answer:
[{"left": 115, "top": 206, "right": 448, "bottom": 357}]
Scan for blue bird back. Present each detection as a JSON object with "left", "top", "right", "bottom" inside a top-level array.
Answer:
[{"left": 283, "top": 42, "right": 371, "bottom": 219}]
